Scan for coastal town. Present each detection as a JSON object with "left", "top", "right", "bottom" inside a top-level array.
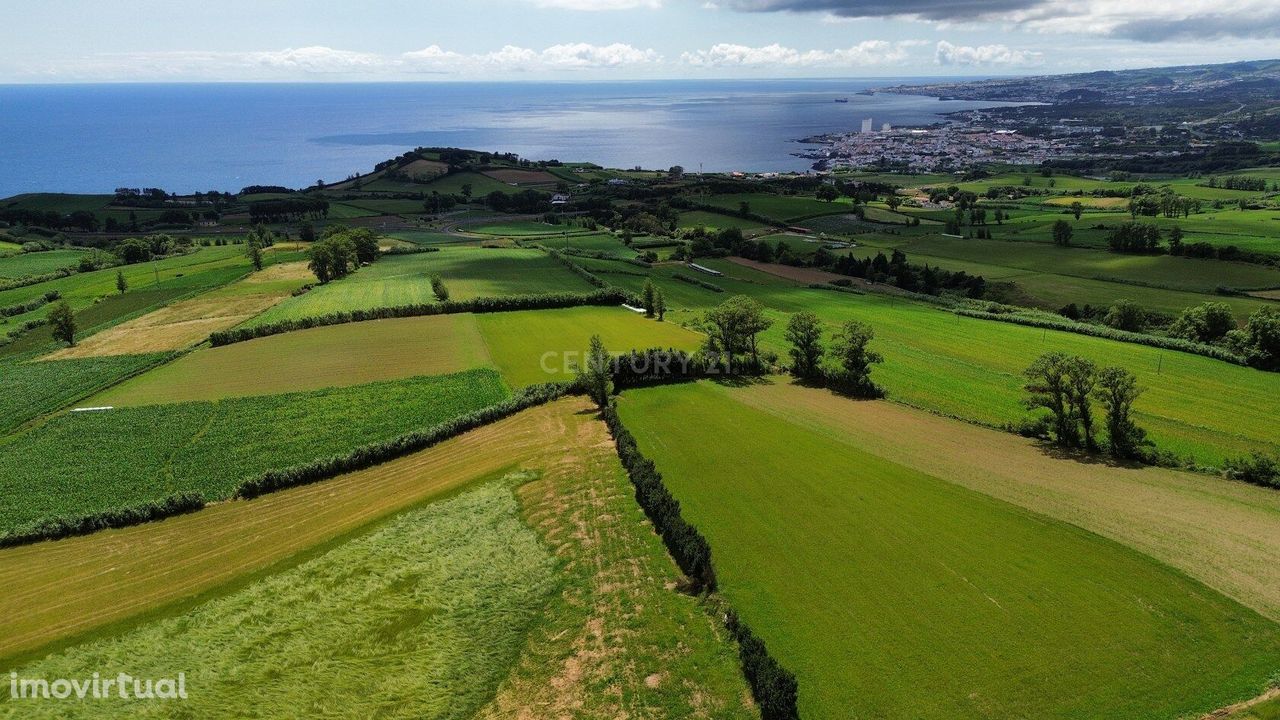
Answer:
[{"left": 797, "top": 119, "right": 1065, "bottom": 172}]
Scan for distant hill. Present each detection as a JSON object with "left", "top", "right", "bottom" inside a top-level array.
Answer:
[{"left": 880, "top": 58, "right": 1280, "bottom": 106}]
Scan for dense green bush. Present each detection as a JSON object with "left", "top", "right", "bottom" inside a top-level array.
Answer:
[
  {"left": 1224, "top": 452, "right": 1280, "bottom": 489},
  {"left": 209, "top": 288, "right": 634, "bottom": 346},
  {"left": 725, "top": 610, "right": 801, "bottom": 720}
]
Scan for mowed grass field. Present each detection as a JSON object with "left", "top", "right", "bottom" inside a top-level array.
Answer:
[
  {"left": 733, "top": 381, "right": 1280, "bottom": 622},
  {"left": 6, "top": 482, "right": 561, "bottom": 720},
  {"left": 1, "top": 369, "right": 508, "bottom": 539},
  {"left": 251, "top": 247, "right": 593, "bottom": 324},
  {"left": 475, "top": 306, "right": 704, "bottom": 387},
  {"left": 94, "top": 313, "right": 492, "bottom": 406},
  {"left": 609, "top": 259, "right": 1280, "bottom": 465},
  {"left": 619, "top": 382, "right": 1280, "bottom": 720}
]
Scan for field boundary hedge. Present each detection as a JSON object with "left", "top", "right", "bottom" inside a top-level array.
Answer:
[
  {"left": 0, "top": 492, "right": 205, "bottom": 548},
  {"left": 1, "top": 383, "right": 575, "bottom": 547},
  {"left": 673, "top": 272, "right": 725, "bottom": 293},
  {"left": 951, "top": 308, "right": 1248, "bottom": 365},
  {"left": 810, "top": 282, "right": 1252, "bottom": 368},
  {"left": 601, "top": 403, "right": 800, "bottom": 720},
  {"left": 236, "top": 382, "right": 574, "bottom": 498},
  {"left": 208, "top": 288, "right": 634, "bottom": 346}
]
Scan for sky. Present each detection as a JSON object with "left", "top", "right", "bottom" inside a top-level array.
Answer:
[{"left": 1, "top": 0, "right": 1278, "bottom": 83}]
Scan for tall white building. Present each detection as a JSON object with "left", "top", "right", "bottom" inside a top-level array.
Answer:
[{"left": 861, "top": 118, "right": 873, "bottom": 134}]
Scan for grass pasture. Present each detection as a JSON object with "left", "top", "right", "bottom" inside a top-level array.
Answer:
[
  {"left": 702, "top": 193, "right": 853, "bottom": 223},
  {"left": 475, "top": 306, "right": 704, "bottom": 387},
  {"left": 677, "top": 210, "right": 771, "bottom": 233},
  {"left": 619, "top": 382, "right": 1280, "bottom": 720},
  {"left": 609, "top": 258, "right": 1280, "bottom": 465},
  {"left": 734, "top": 380, "right": 1280, "bottom": 622},
  {"left": 251, "top": 247, "right": 593, "bottom": 324},
  {"left": 5, "top": 483, "right": 560, "bottom": 720},
  {"left": 0, "top": 369, "right": 509, "bottom": 539},
  {"left": 0, "top": 250, "right": 84, "bottom": 278},
  {"left": 94, "top": 313, "right": 492, "bottom": 406}
]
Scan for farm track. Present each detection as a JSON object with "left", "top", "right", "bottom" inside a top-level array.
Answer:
[{"left": 0, "top": 397, "right": 596, "bottom": 663}]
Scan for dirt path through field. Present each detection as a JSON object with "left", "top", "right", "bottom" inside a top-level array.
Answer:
[{"left": 730, "top": 380, "right": 1280, "bottom": 623}]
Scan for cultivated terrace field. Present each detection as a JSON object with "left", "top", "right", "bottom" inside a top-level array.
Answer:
[{"left": 3, "top": 145, "right": 1280, "bottom": 719}]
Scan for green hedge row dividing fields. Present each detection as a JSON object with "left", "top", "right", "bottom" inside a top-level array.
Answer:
[{"left": 0, "top": 369, "right": 508, "bottom": 543}]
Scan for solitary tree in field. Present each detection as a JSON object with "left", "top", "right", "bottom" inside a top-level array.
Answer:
[
  {"left": 654, "top": 288, "right": 666, "bottom": 322},
  {"left": 1071, "top": 201, "right": 1083, "bottom": 221},
  {"left": 885, "top": 194, "right": 902, "bottom": 212},
  {"left": 246, "top": 240, "right": 264, "bottom": 271},
  {"left": 827, "top": 319, "right": 882, "bottom": 397},
  {"left": 49, "top": 300, "right": 76, "bottom": 347},
  {"left": 1094, "top": 366, "right": 1146, "bottom": 459},
  {"left": 1052, "top": 219, "right": 1073, "bottom": 247},
  {"left": 115, "top": 270, "right": 128, "bottom": 295},
  {"left": 816, "top": 185, "right": 839, "bottom": 203},
  {"left": 642, "top": 278, "right": 657, "bottom": 317},
  {"left": 577, "top": 334, "right": 613, "bottom": 409},
  {"left": 785, "top": 311, "right": 824, "bottom": 381}
]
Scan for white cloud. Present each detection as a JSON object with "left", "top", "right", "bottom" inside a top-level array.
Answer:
[
  {"left": 934, "top": 41, "right": 1042, "bottom": 67},
  {"left": 681, "top": 40, "right": 921, "bottom": 68},
  {"left": 402, "top": 43, "right": 660, "bottom": 73},
  {"left": 246, "top": 46, "right": 386, "bottom": 73}
]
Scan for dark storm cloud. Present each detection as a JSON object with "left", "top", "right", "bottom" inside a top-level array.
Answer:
[{"left": 721, "top": 0, "right": 1048, "bottom": 22}]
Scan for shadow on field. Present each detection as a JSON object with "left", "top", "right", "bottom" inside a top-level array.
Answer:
[{"left": 1037, "top": 444, "right": 1150, "bottom": 470}]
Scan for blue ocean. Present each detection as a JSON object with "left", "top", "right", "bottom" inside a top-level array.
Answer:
[{"left": 0, "top": 79, "right": 1008, "bottom": 198}]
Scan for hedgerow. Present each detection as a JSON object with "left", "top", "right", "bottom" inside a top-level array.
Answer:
[
  {"left": 726, "top": 610, "right": 801, "bottom": 720},
  {"left": 0, "top": 492, "right": 204, "bottom": 548},
  {"left": 673, "top": 272, "right": 725, "bottom": 293},
  {"left": 381, "top": 245, "right": 441, "bottom": 256},
  {"left": 0, "top": 289, "right": 60, "bottom": 318},
  {"left": 0, "top": 267, "right": 75, "bottom": 292},
  {"left": 601, "top": 404, "right": 800, "bottom": 720},
  {"left": 600, "top": 404, "right": 715, "bottom": 591},
  {"left": 236, "top": 382, "right": 573, "bottom": 498},
  {"left": 953, "top": 308, "right": 1247, "bottom": 365},
  {"left": 209, "top": 288, "right": 634, "bottom": 346},
  {"left": 545, "top": 248, "right": 608, "bottom": 289}
]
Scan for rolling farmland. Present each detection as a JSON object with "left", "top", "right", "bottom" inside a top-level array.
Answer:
[{"left": 618, "top": 382, "right": 1280, "bottom": 719}]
